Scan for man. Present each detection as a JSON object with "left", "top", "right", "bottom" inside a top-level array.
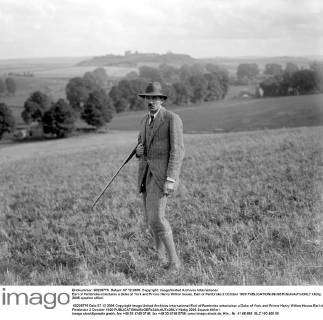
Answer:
[{"left": 136, "top": 82, "right": 185, "bottom": 272}]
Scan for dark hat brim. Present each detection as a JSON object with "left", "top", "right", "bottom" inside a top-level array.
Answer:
[{"left": 138, "top": 93, "right": 167, "bottom": 100}]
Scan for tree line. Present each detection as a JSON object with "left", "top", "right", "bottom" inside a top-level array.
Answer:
[
  {"left": 235, "top": 62, "right": 302, "bottom": 83},
  {"left": 1, "top": 64, "right": 229, "bottom": 140},
  {"left": 109, "top": 63, "right": 229, "bottom": 113},
  {"left": 2, "top": 60, "right": 321, "bottom": 140},
  {"left": 0, "top": 77, "right": 16, "bottom": 96},
  {"left": 259, "top": 62, "right": 323, "bottom": 97},
  {"left": 0, "top": 68, "right": 114, "bottom": 139},
  {"left": 236, "top": 62, "right": 292, "bottom": 82},
  {"left": 235, "top": 61, "right": 323, "bottom": 97}
]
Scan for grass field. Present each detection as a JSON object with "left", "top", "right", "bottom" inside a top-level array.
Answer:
[
  {"left": 109, "top": 94, "right": 323, "bottom": 133},
  {"left": 0, "top": 126, "right": 322, "bottom": 285}
]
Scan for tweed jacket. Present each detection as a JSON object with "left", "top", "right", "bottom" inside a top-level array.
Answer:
[{"left": 137, "top": 106, "right": 184, "bottom": 193}]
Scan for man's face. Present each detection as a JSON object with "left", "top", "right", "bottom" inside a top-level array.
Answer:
[{"left": 144, "top": 96, "right": 163, "bottom": 114}]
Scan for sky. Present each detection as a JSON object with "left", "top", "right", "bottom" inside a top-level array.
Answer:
[{"left": 0, "top": 0, "right": 322, "bottom": 59}]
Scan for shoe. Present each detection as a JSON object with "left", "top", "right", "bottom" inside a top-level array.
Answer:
[
  {"left": 152, "top": 251, "right": 168, "bottom": 264},
  {"left": 164, "top": 259, "right": 181, "bottom": 272}
]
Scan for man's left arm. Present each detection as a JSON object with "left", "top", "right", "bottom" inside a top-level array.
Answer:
[{"left": 165, "top": 114, "right": 185, "bottom": 194}]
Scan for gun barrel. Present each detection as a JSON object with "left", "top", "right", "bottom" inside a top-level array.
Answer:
[{"left": 91, "top": 144, "right": 138, "bottom": 209}]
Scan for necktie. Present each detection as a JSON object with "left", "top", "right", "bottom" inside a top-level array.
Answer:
[{"left": 149, "top": 115, "right": 154, "bottom": 127}]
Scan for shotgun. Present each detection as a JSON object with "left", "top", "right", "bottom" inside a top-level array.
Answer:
[{"left": 91, "top": 143, "right": 138, "bottom": 209}]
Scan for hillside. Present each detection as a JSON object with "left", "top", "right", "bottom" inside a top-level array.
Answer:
[
  {"left": 0, "top": 56, "right": 88, "bottom": 75},
  {"left": 108, "top": 94, "right": 323, "bottom": 133},
  {"left": 77, "top": 52, "right": 196, "bottom": 67},
  {"left": 0, "top": 126, "right": 321, "bottom": 285},
  {"left": 77, "top": 53, "right": 321, "bottom": 74}
]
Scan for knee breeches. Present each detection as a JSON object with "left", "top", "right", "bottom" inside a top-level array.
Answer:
[{"left": 142, "top": 168, "right": 172, "bottom": 237}]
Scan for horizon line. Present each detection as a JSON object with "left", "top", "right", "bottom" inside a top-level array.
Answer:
[{"left": 1, "top": 52, "right": 323, "bottom": 62}]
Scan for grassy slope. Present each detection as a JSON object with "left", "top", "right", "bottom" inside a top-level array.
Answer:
[
  {"left": 0, "top": 127, "right": 322, "bottom": 285},
  {"left": 109, "top": 94, "right": 323, "bottom": 133}
]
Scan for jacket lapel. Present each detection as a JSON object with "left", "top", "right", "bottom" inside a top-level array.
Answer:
[
  {"left": 147, "top": 107, "right": 165, "bottom": 148},
  {"left": 140, "top": 114, "right": 149, "bottom": 146}
]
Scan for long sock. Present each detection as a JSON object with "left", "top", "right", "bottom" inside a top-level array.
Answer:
[
  {"left": 161, "top": 231, "right": 179, "bottom": 263},
  {"left": 153, "top": 229, "right": 166, "bottom": 257}
]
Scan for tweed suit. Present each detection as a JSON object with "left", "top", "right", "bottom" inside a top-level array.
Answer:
[
  {"left": 137, "top": 106, "right": 185, "bottom": 193},
  {"left": 137, "top": 106, "right": 184, "bottom": 263}
]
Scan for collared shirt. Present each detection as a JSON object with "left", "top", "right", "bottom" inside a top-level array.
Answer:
[{"left": 148, "top": 107, "right": 161, "bottom": 125}]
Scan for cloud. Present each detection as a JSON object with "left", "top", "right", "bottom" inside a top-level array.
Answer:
[
  {"left": 177, "top": 0, "right": 322, "bottom": 40},
  {"left": 0, "top": 0, "right": 322, "bottom": 58}
]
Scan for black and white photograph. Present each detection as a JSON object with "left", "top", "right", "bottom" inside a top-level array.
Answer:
[{"left": 0, "top": 0, "right": 322, "bottom": 290}]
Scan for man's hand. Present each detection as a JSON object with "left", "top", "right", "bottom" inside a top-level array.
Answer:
[
  {"left": 164, "top": 180, "right": 175, "bottom": 196},
  {"left": 136, "top": 143, "right": 144, "bottom": 157}
]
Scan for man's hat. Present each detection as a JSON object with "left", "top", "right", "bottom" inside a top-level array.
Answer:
[{"left": 138, "top": 82, "right": 167, "bottom": 100}]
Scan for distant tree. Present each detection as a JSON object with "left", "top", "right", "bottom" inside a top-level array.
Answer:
[
  {"left": 125, "top": 71, "right": 139, "bottom": 80},
  {"left": 66, "top": 77, "right": 98, "bottom": 112},
  {"left": 179, "top": 64, "right": 194, "bottom": 81},
  {"left": 172, "top": 82, "right": 191, "bottom": 105},
  {"left": 189, "top": 63, "right": 206, "bottom": 76},
  {"left": 236, "top": 63, "right": 259, "bottom": 81},
  {"left": 109, "top": 85, "right": 128, "bottom": 113},
  {"left": 109, "top": 78, "right": 147, "bottom": 112},
  {"left": 21, "top": 91, "right": 51, "bottom": 124},
  {"left": 138, "top": 66, "right": 162, "bottom": 82},
  {"left": 5, "top": 77, "right": 16, "bottom": 95},
  {"left": 83, "top": 72, "right": 99, "bottom": 88},
  {"left": 158, "top": 64, "right": 179, "bottom": 83},
  {"left": 42, "top": 99, "right": 75, "bottom": 138},
  {"left": 290, "top": 70, "right": 317, "bottom": 94},
  {"left": 264, "top": 63, "right": 283, "bottom": 76},
  {"left": 259, "top": 77, "right": 283, "bottom": 96},
  {"left": 204, "top": 72, "right": 226, "bottom": 100},
  {"left": 205, "top": 64, "right": 229, "bottom": 78},
  {"left": 278, "top": 74, "right": 291, "bottom": 96},
  {"left": 92, "top": 67, "right": 109, "bottom": 88},
  {"left": 215, "top": 69, "right": 229, "bottom": 98},
  {"left": 284, "top": 62, "right": 299, "bottom": 76},
  {"left": 179, "top": 64, "right": 205, "bottom": 81},
  {"left": 281, "top": 63, "right": 300, "bottom": 93},
  {"left": 127, "top": 78, "right": 147, "bottom": 110},
  {"left": 109, "top": 79, "right": 132, "bottom": 112},
  {"left": 310, "top": 61, "right": 323, "bottom": 92},
  {"left": 186, "top": 74, "right": 208, "bottom": 103},
  {"left": 115, "top": 98, "right": 129, "bottom": 113},
  {"left": 82, "top": 90, "right": 115, "bottom": 127},
  {"left": 83, "top": 68, "right": 108, "bottom": 90},
  {"left": 0, "top": 79, "right": 5, "bottom": 95},
  {"left": 162, "top": 83, "right": 177, "bottom": 104},
  {"left": 0, "top": 102, "right": 15, "bottom": 139}
]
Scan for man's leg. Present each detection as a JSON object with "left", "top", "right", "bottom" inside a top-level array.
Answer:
[
  {"left": 144, "top": 170, "right": 166, "bottom": 261},
  {"left": 146, "top": 171, "right": 180, "bottom": 270},
  {"left": 142, "top": 192, "right": 149, "bottom": 230}
]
